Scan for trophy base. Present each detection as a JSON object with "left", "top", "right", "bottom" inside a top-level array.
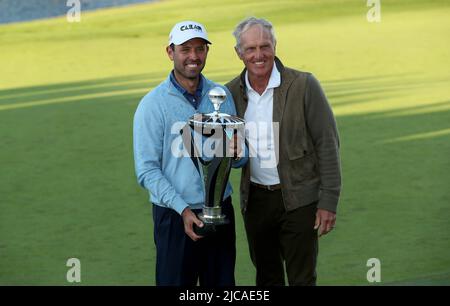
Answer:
[
  {"left": 193, "top": 223, "right": 216, "bottom": 236},
  {"left": 197, "top": 213, "right": 229, "bottom": 225},
  {"left": 194, "top": 213, "right": 229, "bottom": 237}
]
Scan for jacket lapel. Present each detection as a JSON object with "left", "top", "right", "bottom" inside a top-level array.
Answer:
[
  {"left": 236, "top": 70, "right": 248, "bottom": 117},
  {"left": 273, "top": 57, "right": 292, "bottom": 125}
]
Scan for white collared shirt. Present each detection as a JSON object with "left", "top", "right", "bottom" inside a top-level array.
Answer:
[{"left": 244, "top": 64, "right": 281, "bottom": 185}]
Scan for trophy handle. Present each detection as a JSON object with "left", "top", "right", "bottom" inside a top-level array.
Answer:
[{"left": 181, "top": 123, "right": 214, "bottom": 168}]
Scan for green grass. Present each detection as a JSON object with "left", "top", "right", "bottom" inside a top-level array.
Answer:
[{"left": 0, "top": 0, "right": 449, "bottom": 285}]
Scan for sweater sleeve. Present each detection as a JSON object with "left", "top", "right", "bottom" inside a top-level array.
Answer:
[{"left": 133, "top": 95, "right": 189, "bottom": 215}]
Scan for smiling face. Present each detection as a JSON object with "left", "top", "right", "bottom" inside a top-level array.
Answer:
[
  {"left": 167, "top": 38, "right": 209, "bottom": 82},
  {"left": 236, "top": 25, "right": 276, "bottom": 82}
]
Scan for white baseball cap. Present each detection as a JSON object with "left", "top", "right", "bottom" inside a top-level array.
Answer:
[{"left": 168, "top": 20, "right": 212, "bottom": 45}]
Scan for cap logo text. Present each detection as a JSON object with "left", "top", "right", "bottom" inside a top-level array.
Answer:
[{"left": 180, "top": 24, "right": 202, "bottom": 32}]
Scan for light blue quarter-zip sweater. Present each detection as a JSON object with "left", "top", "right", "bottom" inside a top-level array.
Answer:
[{"left": 133, "top": 73, "right": 247, "bottom": 215}]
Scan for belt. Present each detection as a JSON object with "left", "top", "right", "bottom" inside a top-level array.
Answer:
[{"left": 250, "top": 181, "right": 281, "bottom": 191}]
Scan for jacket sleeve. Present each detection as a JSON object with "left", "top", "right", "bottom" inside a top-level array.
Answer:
[
  {"left": 133, "top": 96, "right": 189, "bottom": 215},
  {"left": 304, "top": 74, "right": 342, "bottom": 213}
]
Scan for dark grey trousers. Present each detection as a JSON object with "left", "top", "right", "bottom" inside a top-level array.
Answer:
[{"left": 244, "top": 184, "right": 318, "bottom": 286}]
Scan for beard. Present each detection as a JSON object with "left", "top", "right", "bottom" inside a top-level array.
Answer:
[{"left": 174, "top": 60, "right": 205, "bottom": 80}]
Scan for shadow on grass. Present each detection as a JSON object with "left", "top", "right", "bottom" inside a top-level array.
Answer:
[
  {"left": 0, "top": 72, "right": 449, "bottom": 285},
  {"left": 0, "top": 72, "right": 166, "bottom": 108},
  {"left": 0, "top": 70, "right": 240, "bottom": 111},
  {"left": 0, "top": 73, "right": 161, "bottom": 97},
  {"left": 3, "top": 71, "right": 447, "bottom": 112}
]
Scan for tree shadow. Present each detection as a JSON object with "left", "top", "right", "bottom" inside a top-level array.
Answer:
[
  {"left": 0, "top": 70, "right": 240, "bottom": 111},
  {"left": 0, "top": 71, "right": 449, "bottom": 285},
  {"left": 0, "top": 71, "right": 170, "bottom": 108},
  {"left": 330, "top": 101, "right": 450, "bottom": 280}
]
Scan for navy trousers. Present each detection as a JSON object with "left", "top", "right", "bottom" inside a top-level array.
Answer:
[{"left": 152, "top": 197, "right": 236, "bottom": 286}]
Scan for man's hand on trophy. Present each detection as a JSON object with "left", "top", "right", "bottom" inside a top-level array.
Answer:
[
  {"left": 181, "top": 207, "right": 204, "bottom": 241},
  {"left": 229, "top": 133, "right": 242, "bottom": 160}
]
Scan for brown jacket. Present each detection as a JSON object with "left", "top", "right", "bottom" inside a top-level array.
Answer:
[{"left": 225, "top": 57, "right": 342, "bottom": 213}]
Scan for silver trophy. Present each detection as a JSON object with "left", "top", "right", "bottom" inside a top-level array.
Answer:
[{"left": 181, "top": 87, "right": 245, "bottom": 235}]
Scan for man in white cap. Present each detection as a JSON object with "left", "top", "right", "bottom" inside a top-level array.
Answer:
[{"left": 133, "top": 21, "right": 245, "bottom": 286}]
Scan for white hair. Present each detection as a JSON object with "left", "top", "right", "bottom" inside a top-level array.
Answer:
[{"left": 232, "top": 17, "right": 277, "bottom": 53}]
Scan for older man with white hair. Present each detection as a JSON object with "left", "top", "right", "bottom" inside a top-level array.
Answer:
[{"left": 226, "top": 17, "right": 342, "bottom": 286}]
